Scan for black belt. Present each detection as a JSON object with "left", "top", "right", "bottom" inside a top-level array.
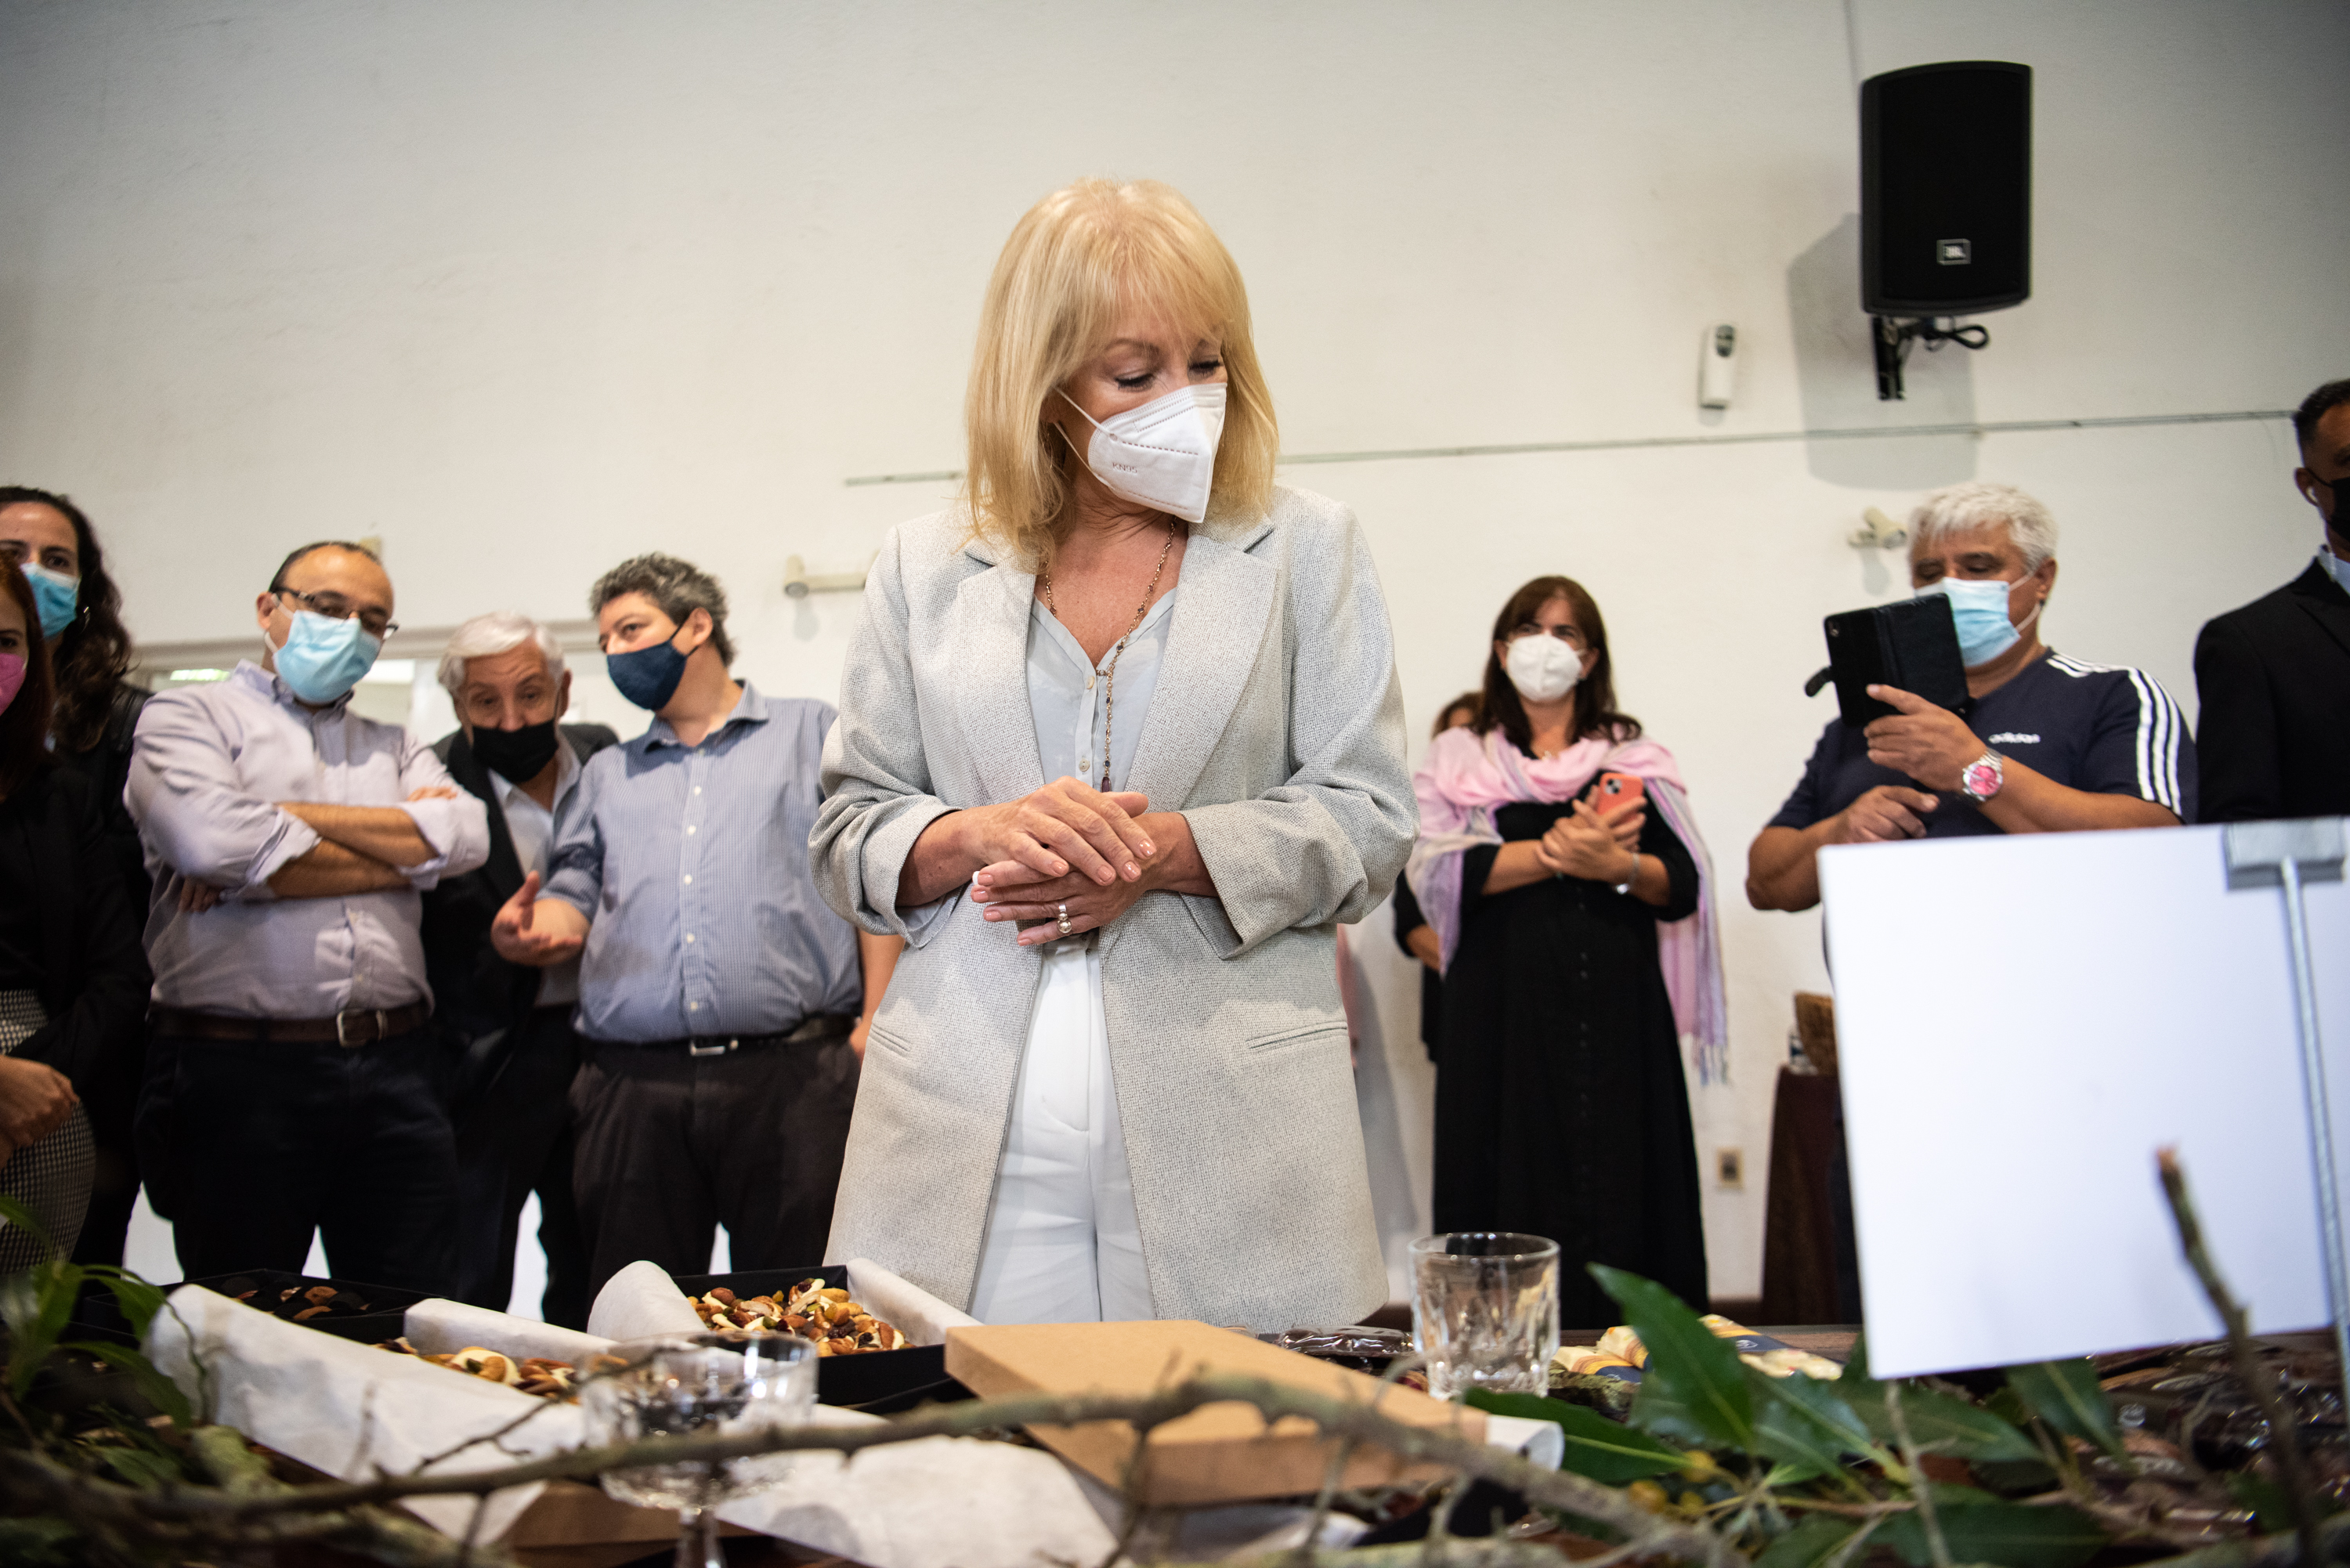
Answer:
[
  {"left": 152, "top": 1002, "right": 431, "bottom": 1047},
  {"left": 620, "top": 1013, "right": 856, "bottom": 1057}
]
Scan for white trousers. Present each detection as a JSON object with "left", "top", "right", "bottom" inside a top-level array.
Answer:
[{"left": 968, "top": 943, "right": 1153, "bottom": 1323}]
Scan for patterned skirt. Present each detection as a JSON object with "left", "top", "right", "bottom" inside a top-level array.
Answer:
[{"left": 0, "top": 989, "right": 94, "bottom": 1274}]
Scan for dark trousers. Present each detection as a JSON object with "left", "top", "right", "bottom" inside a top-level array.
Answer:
[
  {"left": 570, "top": 1031, "right": 859, "bottom": 1298},
  {"left": 136, "top": 1030, "right": 459, "bottom": 1295},
  {"left": 452, "top": 1007, "right": 591, "bottom": 1328}
]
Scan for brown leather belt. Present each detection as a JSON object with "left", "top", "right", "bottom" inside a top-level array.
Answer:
[{"left": 151, "top": 1002, "right": 432, "bottom": 1047}]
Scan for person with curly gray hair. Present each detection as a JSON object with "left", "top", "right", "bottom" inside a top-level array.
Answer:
[
  {"left": 490, "top": 553, "right": 899, "bottom": 1295},
  {"left": 1748, "top": 481, "right": 2196, "bottom": 912}
]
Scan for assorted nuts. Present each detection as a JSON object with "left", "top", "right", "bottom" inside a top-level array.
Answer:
[
  {"left": 376, "top": 1338, "right": 612, "bottom": 1400},
  {"left": 688, "top": 1280, "right": 909, "bottom": 1356}
]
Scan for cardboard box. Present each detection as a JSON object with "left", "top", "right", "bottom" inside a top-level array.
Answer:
[{"left": 944, "top": 1320, "right": 1482, "bottom": 1506}]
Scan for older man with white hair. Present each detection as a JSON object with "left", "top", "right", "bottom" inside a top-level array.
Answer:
[
  {"left": 421, "top": 612, "right": 616, "bottom": 1327},
  {"left": 1748, "top": 481, "right": 2196, "bottom": 912}
]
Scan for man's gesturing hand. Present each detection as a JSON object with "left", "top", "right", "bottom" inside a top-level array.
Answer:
[
  {"left": 490, "top": 871, "right": 588, "bottom": 966},
  {"left": 1828, "top": 784, "right": 1940, "bottom": 844},
  {"left": 1861, "top": 684, "right": 1982, "bottom": 791}
]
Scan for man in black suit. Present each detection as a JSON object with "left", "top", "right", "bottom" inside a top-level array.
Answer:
[
  {"left": 2194, "top": 379, "right": 2350, "bottom": 823},
  {"left": 423, "top": 613, "right": 617, "bottom": 1327}
]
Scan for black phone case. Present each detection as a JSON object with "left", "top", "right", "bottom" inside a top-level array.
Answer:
[{"left": 1822, "top": 596, "right": 1969, "bottom": 726}]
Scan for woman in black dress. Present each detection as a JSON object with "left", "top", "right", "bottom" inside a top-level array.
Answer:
[
  {"left": 0, "top": 487, "right": 151, "bottom": 1267},
  {"left": 1406, "top": 576, "right": 1724, "bottom": 1325},
  {"left": 0, "top": 564, "right": 150, "bottom": 1271}
]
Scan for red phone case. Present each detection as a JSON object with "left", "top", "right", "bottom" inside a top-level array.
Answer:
[{"left": 1594, "top": 771, "right": 1646, "bottom": 815}]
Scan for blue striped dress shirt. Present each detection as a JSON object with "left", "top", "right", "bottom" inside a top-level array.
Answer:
[{"left": 544, "top": 683, "right": 862, "bottom": 1042}]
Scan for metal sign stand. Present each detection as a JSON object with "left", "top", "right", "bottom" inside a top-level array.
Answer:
[{"left": 2224, "top": 817, "right": 2349, "bottom": 1409}]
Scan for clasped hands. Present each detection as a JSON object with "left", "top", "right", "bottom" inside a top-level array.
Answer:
[
  {"left": 1824, "top": 684, "right": 1979, "bottom": 844},
  {"left": 962, "top": 776, "right": 1164, "bottom": 946},
  {"left": 1536, "top": 797, "right": 1645, "bottom": 883}
]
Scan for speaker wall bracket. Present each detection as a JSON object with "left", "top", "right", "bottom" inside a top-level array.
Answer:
[{"left": 1871, "top": 315, "right": 1992, "bottom": 401}]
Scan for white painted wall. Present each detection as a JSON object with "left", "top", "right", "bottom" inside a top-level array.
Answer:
[{"left": 4, "top": 0, "right": 2344, "bottom": 1300}]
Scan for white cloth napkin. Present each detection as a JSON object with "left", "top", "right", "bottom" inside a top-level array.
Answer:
[
  {"left": 1480, "top": 1411, "right": 1567, "bottom": 1470},
  {"left": 146, "top": 1284, "right": 584, "bottom": 1541},
  {"left": 844, "top": 1258, "right": 982, "bottom": 1346},
  {"left": 403, "top": 1298, "right": 615, "bottom": 1364},
  {"left": 716, "top": 1408, "right": 1120, "bottom": 1568},
  {"left": 585, "top": 1259, "right": 703, "bottom": 1342}
]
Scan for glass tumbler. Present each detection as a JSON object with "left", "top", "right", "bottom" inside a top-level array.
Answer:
[
  {"left": 580, "top": 1330, "right": 820, "bottom": 1568},
  {"left": 1410, "top": 1232, "right": 1561, "bottom": 1400}
]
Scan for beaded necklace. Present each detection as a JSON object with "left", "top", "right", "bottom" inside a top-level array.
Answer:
[{"left": 1039, "top": 519, "right": 1178, "bottom": 790}]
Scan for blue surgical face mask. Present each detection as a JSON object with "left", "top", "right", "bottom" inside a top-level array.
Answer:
[
  {"left": 20, "top": 564, "right": 78, "bottom": 641},
  {"left": 1916, "top": 575, "right": 2040, "bottom": 668},
  {"left": 606, "top": 631, "right": 692, "bottom": 711},
  {"left": 269, "top": 609, "right": 381, "bottom": 705}
]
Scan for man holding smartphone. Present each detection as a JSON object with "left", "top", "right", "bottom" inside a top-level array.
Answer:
[{"left": 1745, "top": 482, "right": 2194, "bottom": 914}]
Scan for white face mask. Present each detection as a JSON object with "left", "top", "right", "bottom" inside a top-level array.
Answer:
[
  {"left": 1056, "top": 383, "right": 1226, "bottom": 524},
  {"left": 1505, "top": 633, "right": 1583, "bottom": 704}
]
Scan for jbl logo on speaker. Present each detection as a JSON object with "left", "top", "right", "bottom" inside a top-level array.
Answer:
[{"left": 1936, "top": 238, "right": 1972, "bottom": 266}]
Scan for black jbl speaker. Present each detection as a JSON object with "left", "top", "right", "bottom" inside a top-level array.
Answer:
[{"left": 1861, "top": 61, "right": 2031, "bottom": 316}]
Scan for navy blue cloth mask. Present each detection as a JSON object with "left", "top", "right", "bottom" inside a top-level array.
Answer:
[{"left": 606, "top": 634, "right": 690, "bottom": 711}]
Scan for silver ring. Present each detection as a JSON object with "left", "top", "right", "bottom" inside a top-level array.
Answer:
[
  {"left": 1058, "top": 916, "right": 1073, "bottom": 936},
  {"left": 1057, "top": 903, "right": 1068, "bottom": 919}
]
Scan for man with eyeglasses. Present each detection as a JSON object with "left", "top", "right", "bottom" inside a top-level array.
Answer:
[
  {"left": 421, "top": 612, "right": 616, "bottom": 1327},
  {"left": 127, "top": 540, "right": 489, "bottom": 1292},
  {"left": 2193, "top": 378, "right": 2350, "bottom": 822}
]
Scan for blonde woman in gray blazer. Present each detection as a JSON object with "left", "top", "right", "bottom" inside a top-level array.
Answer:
[{"left": 812, "top": 179, "right": 1414, "bottom": 1331}]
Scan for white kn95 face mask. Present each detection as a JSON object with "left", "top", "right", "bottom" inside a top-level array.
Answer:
[
  {"left": 1505, "top": 633, "right": 1583, "bottom": 704},
  {"left": 1057, "top": 383, "right": 1226, "bottom": 524}
]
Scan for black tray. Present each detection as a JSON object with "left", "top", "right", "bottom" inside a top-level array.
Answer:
[
  {"left": 179, "top": 1270, "right": 424, "bottom": 1346},
  {"left": 672, "top": 1265, "right": 971, "bottom": 1414}
]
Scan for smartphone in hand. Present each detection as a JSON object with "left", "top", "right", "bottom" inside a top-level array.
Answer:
[{"left": 1593, "top": 771, "right": 1646, "bottom": 816}]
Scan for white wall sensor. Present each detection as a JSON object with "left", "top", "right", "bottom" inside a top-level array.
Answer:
[{"left": 1699, "top": 323, "right": 1737, "bottom": 409}]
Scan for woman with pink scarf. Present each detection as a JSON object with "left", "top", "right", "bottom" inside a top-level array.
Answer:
[{"left": 1405, "top": 576, "right": 1723, "bottom": 1324}]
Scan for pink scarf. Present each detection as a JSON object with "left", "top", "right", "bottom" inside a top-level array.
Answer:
[{"left": 1405, "top": 724, "right": 1730, "bottom": 1086}]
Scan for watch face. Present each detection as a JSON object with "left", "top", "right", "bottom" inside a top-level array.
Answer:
[{"left": 1961, "top": 759, "right": 2001, "bottom": 799}]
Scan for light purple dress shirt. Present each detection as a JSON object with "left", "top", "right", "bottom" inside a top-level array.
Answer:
[{"left": 127, "top": 661, "right": 491, "bottom": 1017}]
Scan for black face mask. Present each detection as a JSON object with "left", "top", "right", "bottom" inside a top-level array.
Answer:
[{"left": 469, "top": 718, "right": 561, "bottom": 783}]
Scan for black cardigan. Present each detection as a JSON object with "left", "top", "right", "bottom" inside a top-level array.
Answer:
[{"left": 0, "top": 768, "right": 151, "bottom": 1093}]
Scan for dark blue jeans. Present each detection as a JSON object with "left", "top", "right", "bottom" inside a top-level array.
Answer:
[{"left": 136, "top": 1029, "right": 459, "bottom": 1295}]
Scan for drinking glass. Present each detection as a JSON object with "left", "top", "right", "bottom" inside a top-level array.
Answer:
[
  {"left": 1410, "top": 1233, "right": 1560, "bottom": 1400},
  {"left": 579, "top": 1330, "right": 820, "bottom": 1568}
]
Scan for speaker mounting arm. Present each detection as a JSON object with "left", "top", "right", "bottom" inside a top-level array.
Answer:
[{"left": 1871, "top": 315, "right": 1993, "bottom": 400}]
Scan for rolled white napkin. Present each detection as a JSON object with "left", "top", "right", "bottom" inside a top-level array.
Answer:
[
  {"left": 146, "top": 1285, "right": 583, "bottom": 1541},
  {"left": 403, "top": 1298, "right": 615, "bottom": 1364},
  {"left": 844, "top": 1258, "right": 982, "bottom": 1346},
  {"left": 586, "top": 1259, "right": 704, "bottom": 1342}
]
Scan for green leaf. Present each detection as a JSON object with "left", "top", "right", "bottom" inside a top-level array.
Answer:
[
  {"left": 2005, "top": 1360, "right": 2124, "bottom": 1458},
  {"left": 1751, "top": 1363, "right": 1885, "bottom": 1473},
  {"left": 60, "top": 1339, "right": 193, "bottom": 1428},
  {"left": 4, "top": 1260, "right": 81, "bottom": 1400},
  {"left": 1756, "top": 1515, "right": 1871, "bottom": 1568},
  {"left": 0, "top": 1517, "right": 80, "bottom": 1568},
  {"left": 1833, "top": 1346, "right": 2041, "bottom": 1463},
  {"left": 1591, "top": 1263, "right": 1755, "bottom": 1452},
  {"left": 0, "top": 1193, "right": 55, "bottom": 1262},
  {"left": 1879, "top": 1501, "right": 2108, "bottom": 1568},
  {"left": 79, "top": 1264, "right": 168, "bottom": 1342},
  {"left": 1466, "top": 1389, "right": 1690, "bottom": 1483},
  {"left": 2225, "top": 1472, "right": 2295, "bottom": 1535}
]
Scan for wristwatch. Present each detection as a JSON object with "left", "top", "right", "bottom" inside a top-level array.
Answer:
[{"left": 1958, "top": 749, "right": 2005, "bottom": 804}]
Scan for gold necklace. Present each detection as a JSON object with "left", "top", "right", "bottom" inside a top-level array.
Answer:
[{"left": 1039, "top": 520, "right": 1178, "bottom": 790}]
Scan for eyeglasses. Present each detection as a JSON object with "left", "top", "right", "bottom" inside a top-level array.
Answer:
[
  {"left": 273, "top": 587, "right": 398, "bottom": 639},
  {"left": 1507, "top": 623, "right": 1587, "bottom": 650}
]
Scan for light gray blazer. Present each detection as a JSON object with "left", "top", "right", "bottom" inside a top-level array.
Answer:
[{"left": 812, "top": 485, "right": 1415, "bottom": 1329}]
